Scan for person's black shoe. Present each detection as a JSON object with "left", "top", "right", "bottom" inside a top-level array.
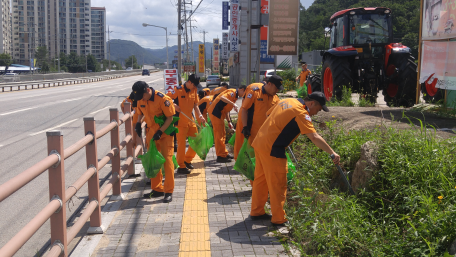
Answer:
[
  {"left": 143, "top": 190, "right": 164, "bottom": 198},
  {"left": 227, "top": 154, "right": 234, "bottom": 159},
  {"left": 184, "top": 162, "right": 194, "bottom": 169},
  {"left": 177, "top": 167, "right": 191, "bottom": 174},
  {"left": 216, "top": 156, "right": 231, "bottom": 163},
  {"left": 250, "top": 214, "right": 272, "bottom": 220},
  {"left": 163, "top": 193, "right": 173, "bottom": 203}
]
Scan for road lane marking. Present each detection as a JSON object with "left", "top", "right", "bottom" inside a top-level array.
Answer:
[
  {"left": 0, "top": 106, "right": 38, "bottom": 116},
  {"left": 0, "top": 96, "right": 89, "bottom": 116},
  {"left": 90, "top": 106, "right": 112, "bottom": 115},
  {"left": 29, "top": 119, "right": 78, "bottom": 136}
]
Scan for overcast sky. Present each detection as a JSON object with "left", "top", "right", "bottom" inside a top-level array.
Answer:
[{"left": 92, "top": 0, "right": 314, "bottom": 50}]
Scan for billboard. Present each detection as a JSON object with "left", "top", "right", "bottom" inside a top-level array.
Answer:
[
  {"left": 164, "top": 69, "right": 179, "bottom": 94},
  {"left": 260, "top": 0, "right": 274, "bottom": 63},
  {"left": 223, "top": 2, "right": 229, "bottom": 30},
  {"left": 422, "top": 0, "right": 456, "bottom": 40},
  {"left": 230, "top": 0, "right": 240, "bottom": 52},
  {"left": 420, "top": 41, "right": 456, "bottom": 90},
  {"left": 222, "top": 33, "right": 229, "bottom": 59},
  {"left": 198, "top": 44, "right": 205, "bottom": 73},
  {"left": 213, "top": 38, "right": 220, "bottom": 74},
  {"left": 267, "top": 0, "right": 300, "bottom": 55}
]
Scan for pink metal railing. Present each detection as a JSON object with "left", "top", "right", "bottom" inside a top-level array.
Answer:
[{"left": 0, "top": 102, "right": 144, "bottom": 257}]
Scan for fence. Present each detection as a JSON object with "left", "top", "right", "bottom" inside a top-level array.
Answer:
[{"left": 0, "top": 102, "right": 144, "bottom": 257}]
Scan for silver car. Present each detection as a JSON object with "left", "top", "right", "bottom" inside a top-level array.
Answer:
[{"left": 206, "top": 75, "right": 221, "bottom": 87}]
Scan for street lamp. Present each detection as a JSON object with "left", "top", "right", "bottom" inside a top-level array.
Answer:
[{"left": 142, "top": 23, "right": 169, "bottom": 69}]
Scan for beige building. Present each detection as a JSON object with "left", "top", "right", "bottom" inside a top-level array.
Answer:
[
  {"left": 11, "top": 0, "right": 101, "bottom": 65},
  {"left": 91, "top": 7, "right": 106, "bottom": 62},
  {"left": 0, "top": 0, "right": 11, "bottom": 55}
]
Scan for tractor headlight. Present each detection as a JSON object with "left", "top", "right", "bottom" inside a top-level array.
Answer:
[{"left": 384, "top": 10, "right": 391, "bottom": 14}]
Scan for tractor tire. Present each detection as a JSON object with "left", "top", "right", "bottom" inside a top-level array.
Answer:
[
  {"left": 384, "top": 56, "right": 417, "bottom": 108},
  {"left": 321, "top": 55, "right": 352, "bottom": 101},
  {"left": 421, "top": 82, "right": 444, "bottom": 103},
  {"left": 308, "top": 74, "right": 322, "bottom": 93}
]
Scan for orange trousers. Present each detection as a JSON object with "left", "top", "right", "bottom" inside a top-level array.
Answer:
[
  {"left": 145, "top": 129, "right": 175, "bottom": 193},
  {"left": 209, "top": 113, "right": 228, "bottom": 158},
  {"left": 250, "top": 149, "right": 288, "bottom": 224},
  {"left": 176, "top": 125, "right": 197, "bottom": 168}
]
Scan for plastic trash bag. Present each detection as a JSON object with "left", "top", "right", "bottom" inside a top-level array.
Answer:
[
  {"left": 234, "top": 139, "right": 255, "bottom": 181},
  {"left": 137, "top": 139, "right": 165, "bottom": 178},
  {"left": 188, "top": 122, "right": 214, "bottom": 160},
  {"left": 154, "top": 115, "right": 180, "bottom": 135},
  {"left": 286, "top": 152, "right": 296, "bottom": 182},
  {"left": 228, "top": 132, "right": 236, "bottom": 146},
  {"left": 172, "top": 155, "right": 178, "bottom": 169},
  {"left": 297, "top": 83, "right": 308, "bottom": 98}
]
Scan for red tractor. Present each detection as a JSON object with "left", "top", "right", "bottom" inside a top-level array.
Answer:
[{"left": 309, "top": 7, "right": 418, "bottom": 107}]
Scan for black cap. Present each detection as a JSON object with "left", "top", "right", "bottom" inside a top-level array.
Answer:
[
  {"left": 129, "top": 91, "right": 137, "bottom": 107},
  {"left": 132, "top": 81, "right": 149, "bottom": 101},
  {"left": 308, "top": 92, "right": 329, "bottom": 112},
  {"left": 187, "top": 74, "right": 200, "bottom": 85},
  {"left": 268, "top": 75, "right": 283, "bottom": 90}
]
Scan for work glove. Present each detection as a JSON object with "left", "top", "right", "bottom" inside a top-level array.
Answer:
[
  {"left": 153, "top": 130, "right": 163, "bottom": 141},
  {"left": 241, "top": 126, "right": 250, "bottom": 139},
  {"left": 135, "top": 122, "right": 142, "bottom": 137}
]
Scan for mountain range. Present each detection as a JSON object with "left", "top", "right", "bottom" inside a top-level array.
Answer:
[{"left": 107, "top": 39, "right": 214, "bottom": 66}]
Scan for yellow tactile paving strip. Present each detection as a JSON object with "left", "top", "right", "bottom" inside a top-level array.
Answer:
[{"left": 178, "top": 156, "right": 211, "bottom": 257}]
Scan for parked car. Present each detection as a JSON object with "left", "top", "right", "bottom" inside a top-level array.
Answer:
[
  {"left": 206, "top": 75, "right": 221, "bottom": 87},
  {"left": 142, "top": 69, "right": 150, "bottom": 76},
  {"left": 259, "top": 69, "right": 283, "bottom": 81},
  {"left": 3, "top": 73, "right": 19, "bottom": 82},
  {"left": 126, "top": 67, "right": 133, "bottom": 71}
]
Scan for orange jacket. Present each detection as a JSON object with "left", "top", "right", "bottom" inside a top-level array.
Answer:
[
  {"left": 136, "top": 88, "right": 175, "bottom": 135},
  {"left": 167, "top": 84, "right": 199, "bottom": 127},
  {"left": 208, "top": 88, "right": 239, "bottom": 119}
]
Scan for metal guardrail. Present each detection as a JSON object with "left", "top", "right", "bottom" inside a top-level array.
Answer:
[{"left": 0, "top": 103, "right": 144, "bottom": 257}]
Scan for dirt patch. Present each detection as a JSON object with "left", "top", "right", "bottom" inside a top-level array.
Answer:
[
  {"left": 314, "top": 107, "right": 456, "bottom": 139},
  {"left": 137, "top": 234, "right": 161, "bottom": 251}
]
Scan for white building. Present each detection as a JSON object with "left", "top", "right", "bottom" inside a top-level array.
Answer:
[{"left": 0, "top": 0, "right": 11, "bottom": 55}]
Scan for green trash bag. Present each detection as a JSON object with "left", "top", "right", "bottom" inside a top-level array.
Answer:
[
  {"left": 234, "top": 139, "right": 255, "bottom": 181},
  {"left": 228, "top": 132, "right": 236, "bottom": 146},
  {"left": 297, "top": 83, "right": 308, "bottom": 98},
  {"left": 188, "top": 122, "right": 214, "bottom": 160},
  {"left": 137, "top": 140, "right": 165, "bottom": 178},
  {"left": 154, "top": 115, "right": 180, "bottom": 135},
  {"left": 286, "top": 152, "right": 296, "bottom": 182},
  {"left": 172, "top": 155, "right": 178, "bottom": 169}
]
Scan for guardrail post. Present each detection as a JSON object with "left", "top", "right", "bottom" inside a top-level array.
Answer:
[
  {"left": 83, "top": 117, "right": 104, "bottom": 234},
  {"left": 123, "top": 102, "right": 139, "bottom": 178},
  {"left": 46, "top": 131, "right": 67, "bottom": 257},
  {"left": 109, "top": 108, "right": 123, "bottom": 200}
]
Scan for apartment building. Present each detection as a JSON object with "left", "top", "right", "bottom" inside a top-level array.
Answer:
[
  {"left": 11, "top": 0, "right": 104, "bottom": 65},
  {"left": 0, "top": 0, "right": 12, "bottom": 54},
  {"left": 91, "top": 7, "right": 105, "bottom": 62}
]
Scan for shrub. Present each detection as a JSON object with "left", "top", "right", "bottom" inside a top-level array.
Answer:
[
  {"left": 327, "top": 86, "right": 355, "bottom": 107},
  {"left": 277, "top": 68, "right": 298, "bottom": 82}
]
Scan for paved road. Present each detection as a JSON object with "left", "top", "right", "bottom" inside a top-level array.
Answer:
[{"left": 0, "top": 72, "right": 164, "bottom": 256}]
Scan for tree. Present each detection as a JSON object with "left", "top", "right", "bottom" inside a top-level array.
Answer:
[
  {"left": 59, "top": 52, "right": 69, "bottom": 72},
  {"left": 86, "top": 54, "right": 101, "bottom": 72},
  {"left": 124, "top": 55, "right": 140, "bottom": 69},
  {"left": 0, "top": 53, "right": 13, "bottom": 67},
  {"left": 67, "top": 52, "right": 83, "bottom": 73}
]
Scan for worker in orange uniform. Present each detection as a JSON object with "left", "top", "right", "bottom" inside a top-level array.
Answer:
[
  {"left": 208, "top": 85, "right": 246, "bottom": 163},
  {"left": 167, "top": 74, "right": 206, "bottom": 174},
  {"left": 132, "top": 81, "right": 176, "bottom": 203},
  {"left": 198, "top": 91, "right": 213, "bottom": 122},
  {"left": 296, "top": 62, "right": 312, "bottom": 88},
  {"left": 250, "top": 92, "right": 340, "bottom": 226},
  {"left": 200, "top": 88, "right": 211, "bottom": 97},
  {"left": 210, "top": 82, "right": 229, "bottom": 98}
]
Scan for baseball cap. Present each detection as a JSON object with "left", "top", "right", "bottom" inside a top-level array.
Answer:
[
  {"left": 128, "top": 91, "right": 138, "bottom": 107},
  {"left": 268, "top": 75, "right": 283, "bottom": 90},
  {"left": 308, "top": 92, "right": 329, "bottom": 112},
  {"left": 132, "top": 81, "right": 149, "bottom": 101},
  {"left": 187, "top": 74, "right": 200, "bottom": 85}
]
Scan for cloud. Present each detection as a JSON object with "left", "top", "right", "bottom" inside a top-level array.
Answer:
[{"left": 92, "top": 0, "right": 313, "bottom": 49}]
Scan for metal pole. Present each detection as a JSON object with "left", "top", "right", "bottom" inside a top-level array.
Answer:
[
  {"left": 178, "top": 0, "right": 182, "bottom": 83},
  {"left": 166, "top": 27, "right": 169, "bottom": 69},
  {"left": 184, "top": 1, "right": 189, "bottom": 63},
  {"left": 86, "top": 54, "right": 88, "bottom": 72},
  {"left": 108, "top": 26, "right": 111, "bottom": 71},
  {"left": 247, "top": 0, "right": 252, "bottom": 84}
]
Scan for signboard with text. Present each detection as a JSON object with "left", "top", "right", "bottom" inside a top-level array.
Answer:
[
  {"left": 198, "top": 44, "right": 205, "bottom": 73},
  {"left": 213, "top": 39, "right": 220, "bottom": 74},
  {"left": 267, "top": 0, "right": 299, "bottom": 55},
  {"left": 230, "top": 0, "right": 240, "bottom": 52},
  {"left": 422, "top": 0, "right": 456, "bottom": 40},
  {"left": 260, "top": 0, "right": 274, "bottom": 63},
  {"left": 420, "top": 41, "right": 456, "bottom": 90},
  {"left": 164, "top": 69, "right": 179, "bottom": 94},
  {"left": 222, "top": 33, "right": 229, "bottom": 59},
  {"left": 223, "top": 1, "right": 229, "bottom": 30}
]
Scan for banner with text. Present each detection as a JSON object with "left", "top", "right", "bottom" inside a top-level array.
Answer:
[
  {"left": 222, "top": 33, "right": 229, "bottom": 59},
  {"left": 198, "top": 44, "right": 205, "bottom": 73},
  {"left": 230, "top": 0, "right": 240, "bottom": 52},
  {"left": 213, "top": 38, "right": 220, "bottom": 74},
  {"left": 422, "top": 0, "right": 456, "bottom": 40},
  {"left": 223, "top": 1, "right": 229, "bottom": 30},
  {"left": 267, "top": 0, "right": 299, "bottom": 55},
  {"left": 260, "top": 0, "right": 274, "bottom": 63},
  {"left": 164, "top": 69, "right": 179, "bottom": 94},
  {"left": 420, "top": 40, "right": 456, "bottom": 91}
]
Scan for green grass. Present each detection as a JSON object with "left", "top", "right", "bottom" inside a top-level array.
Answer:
[
  {"left": 286, "top": 116, "right": 456, "bottom": 256},
  {"left": 327, "top": 86, "right": 355, "bottom": 107}
]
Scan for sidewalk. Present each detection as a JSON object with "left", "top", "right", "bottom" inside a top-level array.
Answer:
[{"left": 71, "top": 147, "right": 288, "bottom": 257}]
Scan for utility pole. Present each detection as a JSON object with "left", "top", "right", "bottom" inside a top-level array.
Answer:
[
  {"left": 190, "top": 16, "right": 194, "bottom": 63},
  {"left": 184, "top": 2, "right": 189, "bottom": 63},
  {"left": 107, "top": 26, "right": 111, "bottom": 71},
  {"left": 247, "top": 0, "right": 252, "bottom": 83},
  {"left": 86, "top": 54, "right": 88, "bottom": 72},
  {"left": 201, "top": 30, "right": 208, "bottom": 74},
  {"left": 178, "top": 0, "right": 182, "bottom": 83}
]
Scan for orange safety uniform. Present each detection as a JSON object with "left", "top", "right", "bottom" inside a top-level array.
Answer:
[
  {"left": 167, "top": 84, "right": 199, "bottom": 168},
  {"left": 210, "top": 86, "right": 228, "bottom": 98},
  {"left": 136, "top": 88, "right": 176, "bottom": 193},
  {"left": 121, "top": 96, "right": 140, "bottom": 146},
  {"left": 234, "top": 82, "right": 279, "bottom": 160},
  {"left": 208, "top": 88, "right": 240, "bottom": 158},
  {"left": 201, "top": 88, "right": 211, "bottom": 97},
  {"left": 298, "top": 69, "right": 312, "bottom": 88},
  {"left": 250, "top": 98, "right": 316, "bottom": 224},
  {"left": 198, "top": 95, "right": 213, "bottom": 122}
]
